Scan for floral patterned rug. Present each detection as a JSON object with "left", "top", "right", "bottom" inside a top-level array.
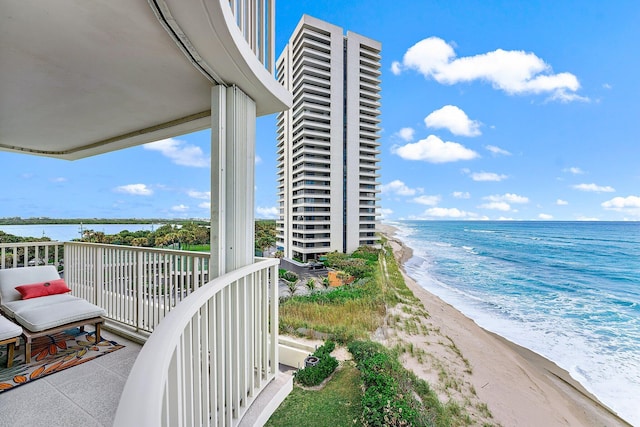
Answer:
[{"left": 0, "top": 328, "right": 124, "bottom": 392}]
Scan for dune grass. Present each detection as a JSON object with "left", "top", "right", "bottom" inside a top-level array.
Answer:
[
  {"left": 279, "top": 293, "right": 385, "bottom": 342},
  {"left": 279, "top": 255, "right": 386, "bottom": 343},
  {"left": 275, "top": 242, "right": 488, "bottom": 426}
]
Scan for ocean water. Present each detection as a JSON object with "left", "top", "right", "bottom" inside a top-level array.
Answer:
[{"left": 391, "top": 220, "right": 640, "bottom": 425}]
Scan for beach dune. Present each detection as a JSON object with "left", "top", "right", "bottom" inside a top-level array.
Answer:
[{"left": 380, "top": 224, "right": 630, "bottom": 427}]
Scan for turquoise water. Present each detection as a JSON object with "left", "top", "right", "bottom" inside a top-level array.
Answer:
[{"left": 392, "top": 221, "right": 639, "bottom": 425}]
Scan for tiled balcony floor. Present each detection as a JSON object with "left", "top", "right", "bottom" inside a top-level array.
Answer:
[{"left": 0, "top": 330, "right": 141, "bottom": 427}]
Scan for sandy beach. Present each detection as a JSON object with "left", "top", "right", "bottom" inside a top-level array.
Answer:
[{"left": 379, "top": 224, "right": 631, "bottom": 427}]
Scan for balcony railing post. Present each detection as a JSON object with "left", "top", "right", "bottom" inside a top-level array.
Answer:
[
  {"left": 95, "top": 246, "right": 104, "bottom": 307},
  {"left": 136, "top": 250, "right": 144, "bottom": 332},
  {"left": 269, "top": 262, "right": 278, "bottom": 375}
]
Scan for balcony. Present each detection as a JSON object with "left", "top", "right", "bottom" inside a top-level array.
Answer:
[
  {"left": 0, "top": 241, "right": 288, "bottom": 426},
  {"left": 2, "top": 1, "right": 294, "bottom": 424}
]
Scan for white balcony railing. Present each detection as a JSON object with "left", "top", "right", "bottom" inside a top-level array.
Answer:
[
  {"left": 0, "top": 241, "right": 64, "bottom": 269},
  {"left": 64, "top": 242, "right": 211, "bottom": 335},
  {"left": 228, "top": 0, "right": 276, "bottom": 73},
  {"left": 114, "top": 257, "right": 279, "bottom": 426},
  {"left": 1, "top": 241, "right": 280, "bottom": 425}
]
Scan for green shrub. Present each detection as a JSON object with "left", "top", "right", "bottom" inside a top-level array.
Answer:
[
  {"left": 348, "top": 340, "right": 440, "bottom": 427},
  {"left": 294, "top": 341, "right": 339, "bottom": 387},
  {"left": 348, "top": 340, "right": 384, "bottom": 363},
  {"left": 323, "top": 250, "right": 376, "bottom": 278},
  {"left": 282, "top": 271, "right": 299, "bottom": 283},
  {"left": 352, "top": 246, "right": 380, "bottom": 265}
]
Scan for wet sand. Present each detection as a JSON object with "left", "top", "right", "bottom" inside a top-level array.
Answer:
[{"left": 379, "top": 224, "right": 631, "bottom": 427}]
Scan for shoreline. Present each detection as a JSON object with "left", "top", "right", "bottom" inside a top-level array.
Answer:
[{"left": 380, "top": 224, "right": 631, "bottom": 426}]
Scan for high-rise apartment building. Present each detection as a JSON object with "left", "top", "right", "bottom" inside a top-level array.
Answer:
[{"left": 276, "top": 15, "right": 381, "bottom": 262}]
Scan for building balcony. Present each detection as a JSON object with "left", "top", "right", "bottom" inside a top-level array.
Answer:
[
  {"left": 0, "top": 240, "right": 293, "bottom": 426},
  {"left": 360, "top": 65, "right": 382, "bottom": 79},
  {"left": 2, "top": 1, "right": 297, "bottom": 424},
  {"left": 291, "top": 217, "right": 331, "bottom": 224}
]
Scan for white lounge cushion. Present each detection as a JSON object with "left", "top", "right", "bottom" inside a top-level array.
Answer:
[
  {"left": 0, "top": 265, "right": 61, "bottom": 304},
  {"left": 0, "top": 316, "right": 22, "bottom": 341},
  {"left": 13, "top": 299, "right": 106, "bottom": 332},
  {"left": 1, "top": 294, "right": 78, "bottom": 318}
]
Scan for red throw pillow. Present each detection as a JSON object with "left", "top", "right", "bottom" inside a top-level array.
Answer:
[{"left": 15, "top": 279, "right": 72, "bottom": 300}]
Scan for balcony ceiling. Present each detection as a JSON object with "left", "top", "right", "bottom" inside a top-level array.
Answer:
[{"left": 0, "top": 0, "right": 290, "bottom": 160}]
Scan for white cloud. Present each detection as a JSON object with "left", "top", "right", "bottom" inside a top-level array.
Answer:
[
  {"left": 601, "top": 196, "right": 640, "bottom": 215},
  {"left": 556, "top": 199, "right": 569, "bottom": 206},
  {"left": 144, "top": 138, "right": 209, "bottom": 167},
  {"left": 422, "top": 207, "right": 478, "bottom": 218},
  {"left": 115, "top": 184, "right": 153, "bottom": 196},
  {"left": 576, "top": 216, "right": 600, "bottom": 221},
  {"left": 547, "top": 91, "right": 590, "bottom": 103},
  {"left": 391, "top": 61, "right": 402, "bottom": 75},
  {"left": 469, "top": 171, "right": 508, "bottom": 182},
  {"left": 381, "top": 180, "right": 423, "bottom": 196},
  {"left": 50, "top": 177, "right": 67, "bottom": 183},
  {"left": 484, "top": 193, "right": 529, "bottom": 204},
  {"left": 479, "top": 202, "right": 511, "bottom": 211},
  {"left": 539, "top": 213, "right": 553, "bottom": 220},
  {"left": 256, "top": 206, "right": 279, "bottom": 219},
  {"left": 198, "top": 202, "right": 211, "bottom": 209},
  {"left": 379, "top": 208, "right": 394, "bottom": 219},
  {"left": 564, "top": 167, "right": 585, "bottom": 175},
  {"left": 485, "top": 145, "right": 511, "bottom": 156},
  {"left": 187, "top": 190, "right": 211, "bottom": 200},
  {"left": 478, "top": 193, "right": 528, "bottom": 212},
  {"left": 392, "top": 135, "right": 479, "bottom": 163},
  {"left": 412, "top": 195, "right": 441, "bottom": 206},
  {"left": 452, "top": 191, "right": 471, "bottom": 199},
  {"left": 394, "top": 37, "right": 586, "bottom": 102},
  {"left": 255, "top": 155, "right": 263, "bottom": 165},
  {"left": 424, "top": 105, "right": 481, "bottom": 136},
  {"left": 602, "top": 83, "right": 612, "bottom": 89},
  {"left": 172, "top": 204, "right": 189, "bottom": 212},
  {"left": 396, "top": 127, "right": 415, "bottom": 141},
  {"left": 573, "top": 183, "right": 615, "bottom": 193}
]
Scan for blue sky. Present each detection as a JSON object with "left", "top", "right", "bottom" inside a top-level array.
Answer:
[{"left": 2, "top": 0, "right": 639, "bottom": 221}]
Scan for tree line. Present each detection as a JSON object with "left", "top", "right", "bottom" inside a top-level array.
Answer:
[
  {"left": 0, "top": 217, "right": 208, "bottom": 226},
  {"left": 1, "top": 220, "right": 277, "bottom": 254}
]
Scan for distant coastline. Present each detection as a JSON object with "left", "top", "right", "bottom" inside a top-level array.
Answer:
[{"left": 0, "top": 217, "right": 208, "bottom": 226}]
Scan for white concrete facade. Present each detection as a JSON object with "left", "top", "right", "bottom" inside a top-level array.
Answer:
[{"left": 276, "top": 15, "right": 381, "bottom": 262}]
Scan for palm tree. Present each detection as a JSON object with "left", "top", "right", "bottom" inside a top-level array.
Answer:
[
  {"left": 285, "top": 280, "right": 299, "bottom": 297},
  {"left": 321, "top": 276, "right": 330, "bottom": 289},
  {"left": 131, "top": 237, "right": 149, "bottom": 247},
  {"left": 305, "top": 278, "right": 316, "bottom": 293},
  {"left": 165, "top": 232, "right": 180, "bottom": 249},
  {"left": 178, "top": 228, "right": 195, "bottom": 250}
]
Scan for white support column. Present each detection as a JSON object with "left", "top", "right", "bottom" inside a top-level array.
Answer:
[
  {"left": 211, "top": 85, "right": 257, "bottom": 275},
  {"left": 211, "top": 86, "right": 227, "bottom": 278},
  {"left": 225, "top": 85, "right": 256, "bottom": 271}
]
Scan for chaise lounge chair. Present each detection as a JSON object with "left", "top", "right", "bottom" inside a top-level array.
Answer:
[
  {"left": 0, "top": 315, "right": 22, "bottom": 367},
  {"left": 0, "top": 265, "right": 106, "bottom": 363}
]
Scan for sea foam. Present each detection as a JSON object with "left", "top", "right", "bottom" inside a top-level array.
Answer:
[{"left": 393, "top": 220, "right": 640, "bottom": 425}]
